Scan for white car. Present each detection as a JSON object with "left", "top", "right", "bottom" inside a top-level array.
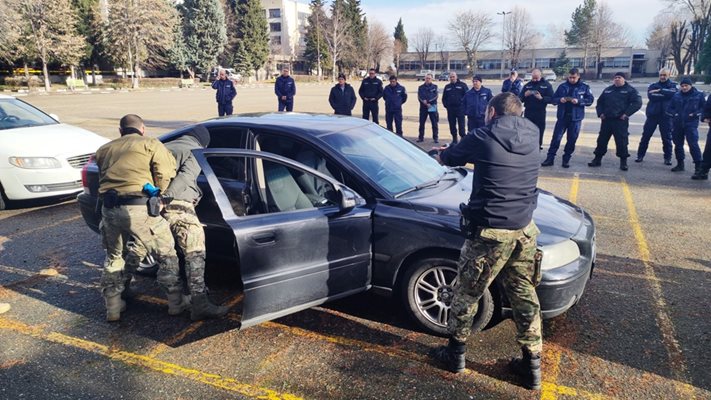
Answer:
[{"left": 0, "top": 94, "right": 108, "bottom": 210}]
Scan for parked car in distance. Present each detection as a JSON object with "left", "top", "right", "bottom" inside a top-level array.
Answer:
[
  {"left": 544, "top": 72, "right": 557, "bottom": 81},
  {"left": 524, "top": 73, "right": 532, "bottom": 81},
  {"left": 209, "top": 67, "right": 241, "bottom": 82},
  {"left": 78, "top": 113, "right": 595, "bottom": 335},
  {"left": 415, "top": 70, "right": 437, "bottom": 80},
  {"left": 0, "top": 95, "right": 108, "bottom": 210},
  {"left": 437, "top": 72, "right": 450, "bottom": 81}
]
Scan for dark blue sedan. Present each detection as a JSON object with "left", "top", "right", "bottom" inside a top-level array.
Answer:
[{"left": 78, "top": 113, "right": 595, "bottom": 335}]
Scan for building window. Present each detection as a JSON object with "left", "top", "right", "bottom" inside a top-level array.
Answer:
[
  {"left": 269, "top": 8, "right": 281, "bottom": 18},
  {"left": 270, "top": 23, "right": 281, "bottom": 32},
  {"left": 271, "top": 35, "right": 282, "bottom": 45}
]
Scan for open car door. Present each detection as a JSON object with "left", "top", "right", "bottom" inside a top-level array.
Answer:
[{"left": 193, "top": 149, "right": 372, "bottom": 328}]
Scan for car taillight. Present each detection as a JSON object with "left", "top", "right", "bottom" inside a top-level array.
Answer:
[{"left": 81, "top": 155, "right": 95, "bottom": 193}]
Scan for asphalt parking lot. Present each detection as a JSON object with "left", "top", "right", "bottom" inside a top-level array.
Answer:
[{"left": 0, "top": 80, "right": 710, "bottom": 399}]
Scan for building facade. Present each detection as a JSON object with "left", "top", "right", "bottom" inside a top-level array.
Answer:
[
  {"left": 398, "top": 47, "right": 665, "bottom": 79},
  {"left": 261, "top": 0, "right": 311, "bottom": 74}
]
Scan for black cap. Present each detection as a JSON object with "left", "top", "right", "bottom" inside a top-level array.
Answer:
[
  {"left": 337, "top": 73, "right": 346, "bottom": 80},
  {"left": 186, "top": 125, "right": 210, "bottom": 148},
  {"left": 472, "top": 75, "right": 483, "bottom": 82},
  {"left": 614, "top": 72, "right": 626, "bottom": 79},
  {"left": 119, "top": 114, "right": 143, "bottom": 135},
  {"left": 680, "top": 77, "right": 693, "bottom": 85}
]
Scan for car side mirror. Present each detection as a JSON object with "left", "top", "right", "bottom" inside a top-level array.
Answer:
[
  {"left": 338, "top": 185, "right": 364, "bottom": 212},
  {"left": 49, "top": 113, "right": 59, "bottom": 122}
]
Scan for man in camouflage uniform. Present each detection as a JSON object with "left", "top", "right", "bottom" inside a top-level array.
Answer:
[
  {"left": 431, "top": 93, "right": 543, "bottom": 390},
  {"left": 125, "top": 126, "right": 229, "bottom": 321},
  {"left": 95, "top": 114, "right": 185, "bottom": 322}
]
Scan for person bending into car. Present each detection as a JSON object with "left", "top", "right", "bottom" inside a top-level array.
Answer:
[
  {"left": 126, "top": 126, "right": 229, "bottom": 321},
  {"left": 211, "top": 68, "right": 237, "bottom": 116},
  {"left": 430, "top": 93, "right": 543, "bottom": 391}
]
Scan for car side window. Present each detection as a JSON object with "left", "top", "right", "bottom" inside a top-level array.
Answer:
[
  {"left": 206, "top": 126, "right": 248, "bottom": 149},
  {"left": 205, "top": 155, "right": 249, "bottom": 216},
  {"left": 259, "top": 160, "right": 339, "bottom": 214}
]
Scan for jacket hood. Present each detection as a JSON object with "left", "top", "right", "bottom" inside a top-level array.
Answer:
[
  {"left": 185, "top": 125, "right": 210, "bottom": 147},
  {"left": 486, "top": 115, "right": 539, "bottom": 155}
]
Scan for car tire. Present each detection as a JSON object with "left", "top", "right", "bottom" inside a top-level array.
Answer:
[
  {"left": 0, "top": 183, "right": 7, "bottom": 211},
  {"left": 401, "top": 257, "right": 494, "bottom": 337}
]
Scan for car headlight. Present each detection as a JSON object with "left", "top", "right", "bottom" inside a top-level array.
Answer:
[
  {"left": 540, "top": 240, "right": 581, "bottom": 270},
  {"left": 9, "top": 157, "right": 62, "bottom": 169}
]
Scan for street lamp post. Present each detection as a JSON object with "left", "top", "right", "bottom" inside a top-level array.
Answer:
[{"left": 497, "top": 10, "right": 510, "bottom": 80}]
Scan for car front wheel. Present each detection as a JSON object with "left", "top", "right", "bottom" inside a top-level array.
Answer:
[{"left": 401, "top": 257, "right": 494, "bottom": 336}]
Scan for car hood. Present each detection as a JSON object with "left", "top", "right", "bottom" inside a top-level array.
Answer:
[
  {"left": 0, "top": 123, "right": 108, "bottom": 158},
  {"left": 406, "top": 171, "right": 583, "bottom": 246}
]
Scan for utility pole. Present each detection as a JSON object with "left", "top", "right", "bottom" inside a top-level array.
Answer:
[
  {"left": 316, "top": 10, "right": 321, "bottom": 80},
  {"left": 497, "top": 10, "right": 510, "bottom": 80}
]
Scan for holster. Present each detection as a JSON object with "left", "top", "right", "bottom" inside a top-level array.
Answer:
[
  {"left": 533, "top": 249, "right": 543, "bottom": 286},
  {"left": 459, "top": 203, "right": 477, "bottom": 239},
  {"left": 102, "top": 189, "right": 118, "bottom": 209},
  {"left": 147, "top": 197, "right": 161, "bottom": 217}
]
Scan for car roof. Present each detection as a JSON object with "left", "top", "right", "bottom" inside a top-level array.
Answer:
[
  {"left": 201, "top": 112, "right": 374, "bottom": 137},
  {"left": 0, "top": 94, "right": 16, "bottom": 100}
]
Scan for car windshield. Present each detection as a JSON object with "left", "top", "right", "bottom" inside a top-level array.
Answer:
[
  {"left": 321, "top": 124, "right": 447, "bottom": 196},
  {"left": 0, "top": 99, "right": 58, "bottom": 131}
]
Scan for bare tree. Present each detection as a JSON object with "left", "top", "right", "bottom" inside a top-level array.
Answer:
[
  {"left": 412, "top": 27, "right": 434, "bottom": 70},
  {"left": 670, "top": 20, "right": 692, "bottom": 74},
  {"left": 669, "top": 0, "right": 711, "bottom": 70},
  {"left": 366, "top": 22, "right": 391, "bottom": 71},
  {"left": 589, "top": 1, "right": 628, "bottom": 78},
  {"left": 433, "top": 34, "right": 449, "bottom": 72},
  {"left": 544, "top": 23, "right": 567, "bottom": 48},
  {"left": 505, "top": 6, "right": 540, "bottom": 69},
  {"left": 448, "top": 11, "right": 492, "bottom": 75},
  {"left": 102, "top": 0, "right": 177, "bottom": 88},
  {"left": 322, "top": 0, "right": 352, "bottom": 80},
  {"left": 392, "top": 39, "right": 403, "bottom": 71},
  {"left": 647, "top": 12, "right": 676, "bottom": 71}
]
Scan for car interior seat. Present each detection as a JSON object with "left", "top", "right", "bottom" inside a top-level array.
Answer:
[
  {"left": 263, "top": 161, "right": 313, "bottom": 212},
  {"left": 294, "top": 150, "right": 334, "bottom": 199}
]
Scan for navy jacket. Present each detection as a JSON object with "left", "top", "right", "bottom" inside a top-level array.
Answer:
[
  {"left": 440, "top": 115, "right": 540, "bottom": 230},
  {"left": 596, "top": 82, "right": 642, "bottom": 119},
  {"left": 462, "top": 87, "right": 493, "bottom": 119},
  {"left": 667, "top": 87, "right": 706, "bottom": 127},
  {"left": 520, "top": 79, "right": 554, "bottom": 113},
  {"left": 358, "top": 77, "right": 383, "bottom": 101},
  {"left": 211, "top": 79, "right": 236, "bottom": 104},
  {"left": 383, "top": 83, "right": 408, "bottom": 112},
  {"left": 275, "top": 75, "right": 296, "bottom": 99},
  {"left": 418, "top": 83, "right": 439, "bottom": 109},
  {"left": 703, "top": 94, "right": 711, "bottom": 121},
  {"left": 501, "top": 78, "right": 523, "bottom": 96},
  {"left": 328, "top": 83, "right": 357, "bottom": 114},
  {"left": 442, "top": 80, "right": 469, "bottom": 110},
  {"left": 552, "top": 80, "right": 594, "bottom": 121},
  {"left": 645, "top": 80, "right": 677, "bottom": 117}
]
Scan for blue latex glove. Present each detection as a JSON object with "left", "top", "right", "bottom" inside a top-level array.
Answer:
[{"left": 142, "top": 182, "right": 160, "bottom": 197}]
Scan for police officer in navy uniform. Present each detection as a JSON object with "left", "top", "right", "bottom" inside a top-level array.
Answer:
[
  {"left": 417, "top": 73, "right": 440, "bottom": 143},
  {"left": 442, "top": 72, "right": 469, "bottom": 143},
  {"left": 382, "top": 75, "right": 408, "bottom": 136},
  {"left": 275, "top": 67, "right": 296, "bottom": 111},
  {"left": 328, "top": 73, "right": 357, "bottom": 116},
  {"left": 501, "top": 70, "right": 523, "bottom": 96},
  {"left": 541, "top": 68, "right": 594, "bottom": 168},
  {"left": 588, "top": 72, "right": 643, "bottom": 171},
  {"left": 635, "top": 68, "right": 677, "bottom": 165},
  {"left": 211, "top": 68, "right": 237, "bottom": 116},
  {"left": 461, "top": 75, "right": 493, "bottom": 132},
  {"left": 520, "top": 68, "right": 554, "bottom": 148},
  {"left": 694, "top": 95, "right": 711, "bottom": 180},
  {"left": 667, "top": 77, "right": 705, "bottom": 173},
  {"left": 359, "top": 68, "right": 384, "bottom": 124}
]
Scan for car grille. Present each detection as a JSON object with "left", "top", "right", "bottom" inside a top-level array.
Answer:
[
  {"left": 25, "top": 180, "right": 82, "bottom": 193},
  {"left": 67, "top": 153, "right": 93, "bottom": 169}
]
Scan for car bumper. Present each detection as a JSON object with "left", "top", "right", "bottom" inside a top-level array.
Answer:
[
  {"left": 0, "top": 166, "right": 83, "bottom": 200},
  {"left": 77, "top": 192, "right": 100, "bottom": 233},
  {"left": 538, "top": 255, "right": 594, "bottom": 319}
]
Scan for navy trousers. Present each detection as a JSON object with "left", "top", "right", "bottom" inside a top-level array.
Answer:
[
  {"left": 671, "top": 123, "right": 702, "bottom": 162},
  {"left": 386, "top": 110, "right": 403, "bottom": 135},
  {"left": 637, "top": 115, "right": 672, "bottom": 161},
  {"left": 446, "top": 107, "right": 466, "bottom": 139},
  {"left": 594, "top": 118, "right": 630, "bottom": 159},
  {"left": 524, "top": 110, "right": 547, "bottom": 147},
  {"left": 278, "top": 99, "right": 294, "bottom": 112},
  {"left": 547, "top": 117, "right": 582, "bottom": 161},
  {"left": 218, "top": 102, "right": 233, "bottom": 116},
  {"left": 362, "top": 101, "right": 379, "bottom": 124},
  {"left": 466, "top": 115, "right": 485, "bottom": 132},
  {"left": 418, "top": 108, "right": 439, "bottom": 140}
]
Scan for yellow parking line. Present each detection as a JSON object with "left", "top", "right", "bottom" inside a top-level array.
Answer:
[
  {"left": 620, "top": 178, "right": 696, "bottom": 399},
  {"left": 0, "top": 316, "right": 303, "bottom": 400},
  {"left": 569, "top": 173, "right": 580, "bottom": 204}
]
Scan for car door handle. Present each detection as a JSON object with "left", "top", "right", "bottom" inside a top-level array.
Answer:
[{"left": 251, "top": 232, "right": 276, "bottom": 244}]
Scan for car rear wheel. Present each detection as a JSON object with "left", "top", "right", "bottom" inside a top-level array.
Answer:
[
  {"left": 0, "top": 183, "right": 7, "bottom": 211},
  {"left": 401, "top": 257, "right": 494, "bottom": 336}
]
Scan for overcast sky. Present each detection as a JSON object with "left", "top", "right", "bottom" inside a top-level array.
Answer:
[{"left": 360, "top": 0, "right": 670, "bottom": 49}]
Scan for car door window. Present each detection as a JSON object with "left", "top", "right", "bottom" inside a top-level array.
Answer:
[
  {"left": 260, "top": 160, "right": 339, "bottom": 213},
  {"left": 204, "top": 155, "right": 249, "bottom": 216}
]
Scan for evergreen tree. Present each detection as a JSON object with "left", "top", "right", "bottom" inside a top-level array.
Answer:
[
  {"left": 218, "top": 0, "right": 239, "bottom": 67},
  {"left": 177, "top": 0, "right": 227, "bottom": 78},
  {"left": 564, "top": 0, "right": 595, "bottom": 74},
  {"left": 341, "top": 0, "right": 366, "bottom": 71},
  {"left": 234, "top": 0, "right": 269, "bottom": 79},
  {"left": 553, "top": 50, "right": 572, "bottom": 77},
  {"left": 695, "top": 36, "right": 711, "bottom": 76},
  {"left": 303, "top": 0, "right": 330, "bottom": 78},
  {"left": 394, "top": 18, "right": 407, "bottom": 51}
]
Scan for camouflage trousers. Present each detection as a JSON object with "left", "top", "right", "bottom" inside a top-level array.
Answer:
[
  {"left": 449, "top": 221, "right": 543, "bottom": 354},
  {"left": 126, "top": 200, "right": 208, "bottom": 294},
  {"left": 100, "top": 205, "right": 181, "bottom": 296}
]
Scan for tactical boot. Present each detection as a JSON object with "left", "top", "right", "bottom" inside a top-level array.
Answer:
[
  {"left": 587, "top": 156, "right": 602, "bottom": 167},
  {"left": 694, "top": 162, "right": 702, "bottom": 175},
  {"left": 541, "top": 156, "right": 554, "bottom": 167},
  {"left": 671, "top": 160, "right": 685, "bottom": 172},
  {"left": 166, "top": 291, "right": 191, "bottom": 316},
  {"left": 634, "top": 157, "right": 644, "bottom": 163},
  {"left": 509, "top": 347, "right": 542, "bottom": 390},
  {"left": 104, "top": 294, "right": 126, "bottom": 322},
  {"left": 121, "top": 273, "right": 135, "bottom": 300},
  {"left": 429, "top": 338, "right": 466, "bottom": 373},
  {"left": 692, "top": 167, "right": 709, "bottom": 180},
  {"left": 620, "top": 157, "right": 628, "bottom": 171},
  {"left": 562, "top": 156, "right": 571, "bottom": 168},
  {"left": 190, "top": 293, "right": 229, "bottom": 321},
  {"left": 664, "top": 158, "right": 672, "bottom": 166}
]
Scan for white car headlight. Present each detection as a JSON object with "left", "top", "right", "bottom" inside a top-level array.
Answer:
[
  {"left": 540, "top": 240, "right": 581, "bottom": 270},
  {"left": 9, "top": 157, "right": 61, "bottom": 169}
]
